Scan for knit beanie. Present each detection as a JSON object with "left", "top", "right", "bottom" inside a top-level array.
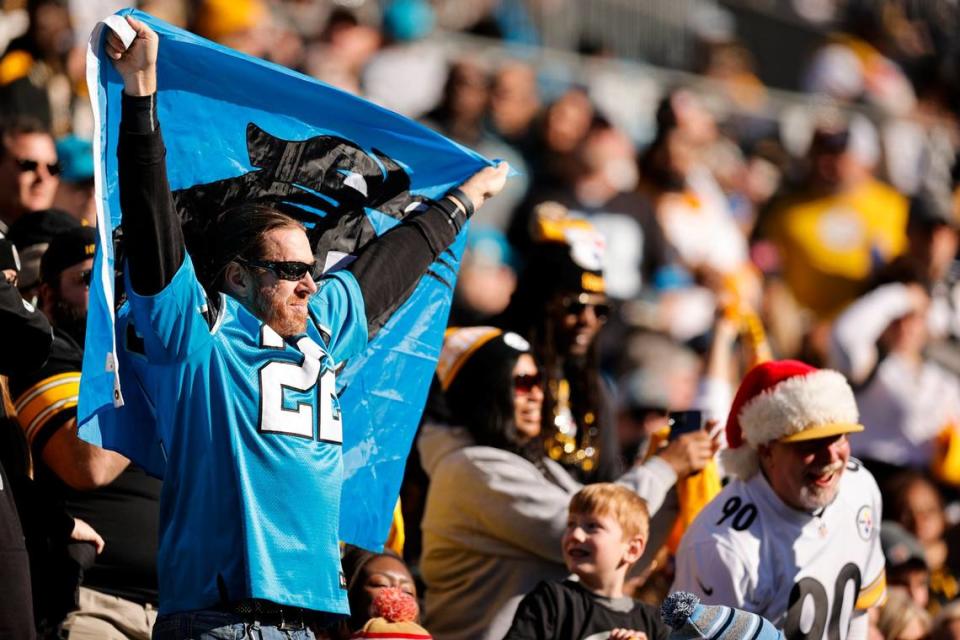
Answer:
[{"left": 661, "top": 592, "right": 784, "bottom": 640}]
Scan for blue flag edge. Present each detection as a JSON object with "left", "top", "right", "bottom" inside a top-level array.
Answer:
[{"left": 77, "top": 10, "right": 491, "bottom": 551}]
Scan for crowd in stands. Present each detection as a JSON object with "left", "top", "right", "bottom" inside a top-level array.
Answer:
[{"left": 1, "top": 0, "right": 960, "bottom": 638}]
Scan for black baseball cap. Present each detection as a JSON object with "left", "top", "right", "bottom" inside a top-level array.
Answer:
[
  {"left": 6, "top": 208, "right": 79, "bottom": 251},
  {"left": 40, "top": 226, "right": 97, "bottom": 285},
  {"left": 6, "top": 209, "right": 80, "bottom": 291}
]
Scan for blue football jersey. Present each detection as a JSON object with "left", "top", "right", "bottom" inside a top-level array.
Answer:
[{"left": 122, "top": 254, "right": 367, "bottom": 615}]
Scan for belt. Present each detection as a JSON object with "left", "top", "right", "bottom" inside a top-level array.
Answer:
[{"left": 220, "top": 599, "right": 318, "bottom": 630}]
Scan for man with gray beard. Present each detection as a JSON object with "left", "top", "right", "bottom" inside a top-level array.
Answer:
[{"left": 671, "top": 360, "right": 886, "bottom": 640}]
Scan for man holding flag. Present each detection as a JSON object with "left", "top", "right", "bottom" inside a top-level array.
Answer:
[{"left": 103, "top": 15, "right": 507, "bottom": 638}]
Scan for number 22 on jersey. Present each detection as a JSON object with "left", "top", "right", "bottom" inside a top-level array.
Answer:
[{"left": 257, "top": 326, "right": 342, "bottom": 443}]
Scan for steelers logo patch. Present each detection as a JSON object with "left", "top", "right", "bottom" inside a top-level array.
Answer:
[{"left": 856, "top": 505, "right": 874, "bottom": 540}]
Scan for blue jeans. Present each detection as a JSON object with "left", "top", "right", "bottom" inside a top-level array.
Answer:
[{"left": 152, "top": 611, "right": 317, "bottom": 640}]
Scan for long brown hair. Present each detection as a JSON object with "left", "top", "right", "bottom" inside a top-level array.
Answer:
[{"left": 201, "top": 204, "right": 304, "bottom": 294}]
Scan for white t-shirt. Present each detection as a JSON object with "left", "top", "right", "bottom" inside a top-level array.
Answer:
[{"left": 672, "top": 462, "right": 886, "bottom": 640}]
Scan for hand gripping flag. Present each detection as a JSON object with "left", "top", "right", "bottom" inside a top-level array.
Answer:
[{"left": 77, "top": 9, "right": 491, "bottom": 550}]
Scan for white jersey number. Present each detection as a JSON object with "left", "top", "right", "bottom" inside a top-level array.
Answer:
[
  {"left": 258, "top": 329, "right": 343, "bottom": 443},
  {"left": 783, "top": 563, "right": 861, "bottom": 640}
]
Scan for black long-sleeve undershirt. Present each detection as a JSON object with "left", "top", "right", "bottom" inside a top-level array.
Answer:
[{"left": 118, "top": 93, "right": 469, "bottom": 337}]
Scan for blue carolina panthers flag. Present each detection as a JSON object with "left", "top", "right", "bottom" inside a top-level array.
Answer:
[{"left": 77, "top": 9, "right": 489, "bottom": 550}]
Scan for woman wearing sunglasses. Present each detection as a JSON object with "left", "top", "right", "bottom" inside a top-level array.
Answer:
[{"left": 417, "top": 326, "right": 688, "bottom": 640}]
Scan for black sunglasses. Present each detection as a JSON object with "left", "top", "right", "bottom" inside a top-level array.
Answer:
[
  {"left": 238, "top": 258, "right": 320, "bottom": 282},
  {"left": 15, "top": 158, "right": 61, "bottom": 176},
  {"left": 513, "top": 373, "right": 541, "bottom": 393},
  {"left": 80, "top": 269, "right": 92, "bottom": 287},
  {"left": 560, "top": 295, "right": 611, "bottom": 321}
]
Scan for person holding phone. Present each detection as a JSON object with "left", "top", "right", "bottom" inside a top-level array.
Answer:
[{"left": 419, "top": 327, "right": 719, "bottom": 640}]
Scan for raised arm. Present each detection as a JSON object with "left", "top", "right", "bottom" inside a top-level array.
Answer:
[
  {"left": 106, "top": 16, "right": 184, "bottom": 296},
  {"left": 348, "top": 163, "right": 509, "bottom": 336}
]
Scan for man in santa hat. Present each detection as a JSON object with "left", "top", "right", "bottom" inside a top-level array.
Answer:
[{"left": 671, "top": 360, "right": 886, "bottom": 640}]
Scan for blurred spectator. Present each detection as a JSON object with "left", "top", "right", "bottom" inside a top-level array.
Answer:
[
  {"left": 511, "top": 119, "right": 651, "bottom": 300},
  {"left": 886, "top": 471, "right": 959, "bottom": 610},
  {"left": 424, "top": 59, "right": 490, "bottom": 147},
  {"left": 6, "top": 207, "right": 77, "bottom": 304},
  {"left": 829, "top": 277, "right": 960, "bottom": 473},
  {"left": 8, "top": 227, "right": 161, "bottom": 638},
  {"left": 521, "top": 87, "right": 594, "bottom": 192},
  {"left": 802, "top": 1, "right": 917, "bottom": 116},
  {"left": 423, "top": 59, "right": 528, "bottom": 231},
  {"left": 304, "top": 7, "right": 381, "bottom": 95},
  {"left": 192, "top": 0, "right": 271, "bottom": 59},
  {"left": 700, "top": 42, "right": 767, "bottom": 118},
  {"left": 933, "top": 601, "right": 960, "bottom": 640},
  {"left": 891, "top": 192, "right": 960, "bottom": 374},
  {"left": 0, "top": 116, "right": 59, "bottom": 234},
  {"left": 488, "top": 61, "right": 540, "bottom": 152},
  {"left": 881, "top": 521, "right": 930, "bottom": 609},
  {"left": 418, "top": 326, "right": 713, "bottom": 640},
  {"left": 615, "top": 333, "right": 701, "bottom": 467},
  {"left": 0, "top": 0, "right": 76, "bottom": 136},
  {"left": 449, "top": 228, "right": 516, "bottom": 326},
  {"left": 1, "top": 246, "right": 45, "bottom": 639},
  {"left": 757, "top": 115, "right": 908, "bottom": 323},
  {"left": 52, "top": 135, "right": 93, "bottom": 226},
  {"left": 362, "top": 0, "right": 446, "bottom": 118},
  {"left": 876, "top": 588, "right": 932, "bottom": 640},
  {"left": 637, "top": 89, "right": 755, "bottom": 341}
]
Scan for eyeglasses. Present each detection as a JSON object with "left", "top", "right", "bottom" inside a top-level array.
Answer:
[
  {"left": 15, "top": 158, "right": 61, "bottom": 176},
  {"left": 559, "top": 294, "right": 611, "bottom": 322},
  {"left": 238, "top": 258, "right": 319, "bottom": 282},
  {"left": 513, "top": 373, "right": 541, "bottom": 393},
  {"left": 79, "top": 269, "right": 92, "bottom": 287}
]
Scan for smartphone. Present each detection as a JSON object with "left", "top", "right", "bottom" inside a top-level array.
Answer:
[{"left": 667, "top": 410, "right": 703, "bottom": 441}]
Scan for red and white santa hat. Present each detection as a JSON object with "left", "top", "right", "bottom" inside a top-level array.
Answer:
[{"left": 721, "top": 360, "right": 864, "bottom": 480}]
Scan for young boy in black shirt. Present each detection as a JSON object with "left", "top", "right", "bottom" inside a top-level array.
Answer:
[{"left": 504, "top": 483, "right": 670, "bottom": 640}]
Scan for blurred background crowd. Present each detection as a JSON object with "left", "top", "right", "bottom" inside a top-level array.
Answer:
[{"left": 2, "top": 0, "right": 960, "bottom": 638}]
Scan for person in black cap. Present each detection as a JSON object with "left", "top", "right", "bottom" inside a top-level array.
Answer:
[
  {"left": 37, "top": 225, "right": 96, "bottom": 347},
  {"left": 0, "top": 236, "right": 51, "bottom": 378},
  {"left": 6, "top": 207, "right": 79, "bottom": 304},
  {"left": 496, "top": 203, "right": 715, "bottom": 486},
  {"left": 0, "top": 236, "right": 49, "bottom": 640},
  {"left": 8, "top": 225, "right": 162, "bottom": 639},
  {"left": 903, "top": 191, "right": 959, "bottom": 291}
]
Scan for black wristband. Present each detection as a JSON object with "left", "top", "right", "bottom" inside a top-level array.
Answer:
[
  {"left": 445, "top": 187, "right": 475, "bottom": 218},
  {"left": 433, "top": 194, "right": 467, "bottom": 234}
]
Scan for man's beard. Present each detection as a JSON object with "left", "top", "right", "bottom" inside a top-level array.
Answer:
[
  {"left": 796, "top": 461, "right": 845, "bottom": 511},
  {"left": 52, "top": 299, "right": 87, "bottom": 347},
  {"left": 252, "top": 287, "right": 309, "bottom": 338}
]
